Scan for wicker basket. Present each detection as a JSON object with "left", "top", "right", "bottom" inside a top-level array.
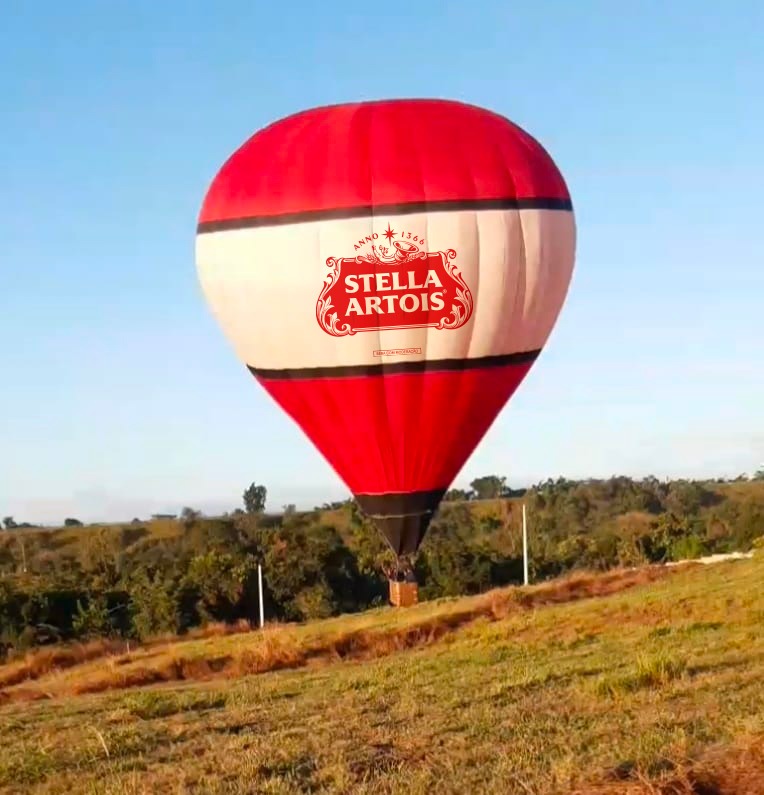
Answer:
[{"left": 389, "top": 578, "right": 419, "bottom": 607}]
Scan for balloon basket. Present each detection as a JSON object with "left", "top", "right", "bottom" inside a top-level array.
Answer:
[{"left": 389, "top": 577, "right": 418, "bottom": 608}]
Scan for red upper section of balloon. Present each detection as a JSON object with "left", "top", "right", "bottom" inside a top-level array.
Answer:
[{"left": 198, "top": 98, "right": 571, "bottom": 224}]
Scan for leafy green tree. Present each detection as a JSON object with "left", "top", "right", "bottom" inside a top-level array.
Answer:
[
  {"left": 128, "top": 574, "right": 180, "bottom": 639},
  {"left": 416, "top": 504, "right": 493, "bottom": 598},
  {"left": 72, "top": 595, "right": 113, "bottom": 639},
  {"left": 243, "top": 483, "right": 267, "bottom": 514},
  {"left": 292, "top": 582, "right": 336, "bottom": 620},
  {"left": 64, "top": 518, "right": 83, "bottom": 527},
  {"left": 79, "top": 528, "right": 122, "bottom": 589},
  {"left": 727, "top": 501, "right": 764, "bottom": 550},
  {"left": 670, "top": 534, "right": 708, "bottom": 561},
  {"left": 180, "top": 507, "right": 201, "bottom": 528},
  {"left": 2, "top": 517, "right": 17, "bottom": 530},
  {"left": 263, "top": 520, "right": 363, "bottom": 620},
  {"left": 615, "top": 535, "right": 650, "bottom": 568},
  {"left": 182, "top": 550, "right": 259, "bottom": 624},
  {"left": 470, "top": 475, "right": 507, "bottom": 500},
  {"left": 665, "top": 480, "right": 716, "bottom": 515}
]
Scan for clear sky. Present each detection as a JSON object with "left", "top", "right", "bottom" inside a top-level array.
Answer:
[{"left": 2, "top": 1, "right": 762, "bottom": 524}]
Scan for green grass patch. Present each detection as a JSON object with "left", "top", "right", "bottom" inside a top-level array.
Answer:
[{"left": 121, "top": 690, "right": 228, "bottom": 720}]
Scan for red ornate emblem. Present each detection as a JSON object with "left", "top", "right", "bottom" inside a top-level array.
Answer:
[{"left": 316, "top": 227, "right": 473, "bottom": 337}]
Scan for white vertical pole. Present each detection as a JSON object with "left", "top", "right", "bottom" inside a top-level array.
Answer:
[
  {"left": 522, "top": 503, "right": 529, "bottom": 586},
  {"left": 258, "top": 564, "right": 265, "bottom": 628}
]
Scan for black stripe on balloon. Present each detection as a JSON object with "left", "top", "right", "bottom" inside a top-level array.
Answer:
[
  {"left": 196, "top": 196, "right": 573, "bottom": 233},
  {"left": 355, "top": 489, "right": 446, "bottom": 518},
  {"left": 248, "top": 350, "right": 540, "bottom": 381},
  {"left": 355, "top": 489, "right": 447, "bottom": 557}
]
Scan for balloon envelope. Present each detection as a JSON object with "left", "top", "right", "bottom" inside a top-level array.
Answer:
[{"left": 196, "top": 98, "right": 576, "bottom": 556}]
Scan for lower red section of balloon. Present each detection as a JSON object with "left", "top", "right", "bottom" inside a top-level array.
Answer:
[{"left": 255, "top": 361, "right": 534, "bottom": 495}]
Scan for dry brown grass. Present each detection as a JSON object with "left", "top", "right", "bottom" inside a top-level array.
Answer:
[
  {"left": 182, "top": 617, "right": 254, "bottom": 640},
  {"left": 0, "top": 637, "right": 128, "bottom": 689},
  {"left": 699, "top": 735, "right": 764, "bottom": 795},
  {"left": 0, "top": 563, "right": 683, "bottom": 703},
  {"left": 0, "top": 620, "right": 254, "bottom": 694},
  {"left": 577, "top": 733, "right": 764, "bottom": 794}
]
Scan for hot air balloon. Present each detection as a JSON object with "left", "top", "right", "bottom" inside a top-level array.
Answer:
[{"left": 195, "top": 98, "right": 575, "bottom": 604}]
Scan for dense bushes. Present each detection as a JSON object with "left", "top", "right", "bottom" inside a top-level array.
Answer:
[{"left": 0, "top": 476, "right": 762, "bottom": 658}]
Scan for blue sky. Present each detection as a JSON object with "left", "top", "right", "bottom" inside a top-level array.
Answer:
[{"left": 2, "top": 1, "right": 762, "bottom": 524}]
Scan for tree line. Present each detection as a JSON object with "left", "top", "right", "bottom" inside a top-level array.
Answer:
[{"left": 0, "top": 475, "right": 762, "bottom": 658}]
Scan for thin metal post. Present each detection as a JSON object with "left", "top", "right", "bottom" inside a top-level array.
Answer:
[
  {"left": 19, "top": 537, "right": 27, "bottom": 574},
  {"left": 258, "top": 563, "right": 265, "bottom": 628},
  {"left": 522, "top": 503, "right": 529, "bottom": 586}
]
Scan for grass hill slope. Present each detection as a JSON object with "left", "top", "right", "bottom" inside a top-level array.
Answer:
[{"left": 1, "top": 554, "right": 763, "bottom": 794}]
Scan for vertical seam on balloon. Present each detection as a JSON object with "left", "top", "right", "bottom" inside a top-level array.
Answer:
[
  {"left": 358, "top": 105, "right": 390, "bottom": 498},
  {"left": 507, "top": 210, "right": 523, "bottom": 361},
  {"left": 384, "top": 110, "right": 407, "bottom": 497},
  {"left": 464, "top": 207, "right": 483, "bottom": 492},
  {"left": 470, "top": 210, "right": 482, "bottom": 363},
  {"left": 254, "top": 114, "right": 325, "bottom": 475},
  {"left": 471, "top": 106, "right": 504, "bottom": 362},
  {"left": 493, "top": 129, "right": 514, "bottom": 358},
  {"left": 413, "top": 113, "right": 429, "bottom": 496},
  {"left": 421, "top": 199, "right": 432, "bottom": 495},
  {"left": 367, "top": 105, "right": 396, "bottom": 503},
  {"left": 516, "top": 210, "right": 530, "bottom": 353},
  {"left": 504, "top": 134, "right": 527, "bottom": 355},
  {"left": 314, "top": 112, "right": 352, "bottom": 487},
  {"left": 527, "top": 137, "right": 552, "bottom": 349},
  {"left": 533, "top": 211, "right": 548, "bottom": 348},
  {"left": 518, "top": 136, "right": 539, "bottom": 348},
  {"left": 444, "top": 136, "right": 483, "bottom": 495}
]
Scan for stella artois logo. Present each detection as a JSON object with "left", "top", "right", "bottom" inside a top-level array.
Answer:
[{"left": 316, "top": 224, "right": 473, "bottom": 337}]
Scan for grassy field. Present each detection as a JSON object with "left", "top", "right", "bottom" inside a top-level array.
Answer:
[{"left": 1, "top": 555, "right": 763, "bottom": 794}]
